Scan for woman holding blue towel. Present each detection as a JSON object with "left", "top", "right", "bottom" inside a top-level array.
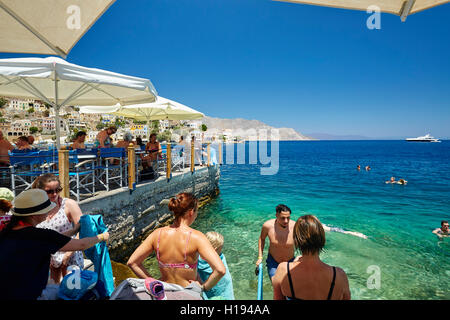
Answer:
[{"left": 0, "top": 189, "right": 108, "bottom": 300}]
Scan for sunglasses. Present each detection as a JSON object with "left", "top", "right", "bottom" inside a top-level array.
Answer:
[{"left": 45, "top": 187, "right": 63, "bottom": 194}]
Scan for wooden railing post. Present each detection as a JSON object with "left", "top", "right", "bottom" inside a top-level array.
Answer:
[
  {"left": 207, "top": 142, "right": 211, "bottom": 167},
  {"left": 127, "top": 143, "right": 136, "bottom": 191},
  {"left": 191, "top": 139, "right": 195, "bottom": 173},
  {"left": 58, "top": 147, "right": 69, "bottom": 199},
  {"left": 166, "top": 142, "right": 172, "bottom": 180}
]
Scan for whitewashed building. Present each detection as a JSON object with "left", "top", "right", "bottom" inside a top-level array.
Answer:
[
  {"left": 42, "top": 117, "right": 65, "bottom": 134},
  {"left": 130, "top": 124, "right": 148, "bottom": 138},
  {"left": 7, "top": 119, "right": 31, "bottom": 137},
  {"left": 8, "top": 99, "right": 43, "bottom": 111}
]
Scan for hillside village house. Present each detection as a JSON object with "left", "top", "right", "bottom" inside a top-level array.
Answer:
[
  {"left": 42, "top": 117, "right": 66, "bottom": 134},
  {"left": 130, "top": 124, "right": 148, "bottom": 138},
  {"left": 101, "top": 114, "right": 116, "bottom": 125},
  {"left": 8, "top": 98, "right": 44, "bottom": 111},
  {"left": 67, "top": 117, "right": 81, "bottom": 128},
  {"left": 184, "top": 120, "right": 201, "bottom": 130},
  {"left": 7, "top": 119, "right": 31, "bottom": 137},
  {"left": 0, "top": 121, "right": 11, "bottom": 137},
  {"left": 160, "top": 120, "right": 170, "bottom": 131}
]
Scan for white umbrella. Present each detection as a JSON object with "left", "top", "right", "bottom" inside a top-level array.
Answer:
[
  {"left": 0, "top": 56, "right": 157, "bottom": 148},
  {"left": 112, "top": 96, "right": 205, "bottom": 121},
  {"left": 0, "top": 0, "right": 115, "bottom": 58},
  {"left": 275, "top": 0, "right": 449, "bottom": 21}
]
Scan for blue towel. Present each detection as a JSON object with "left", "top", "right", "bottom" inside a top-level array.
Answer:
[
  {"left": 79, "top": 215, "right": 114, "bottom": 297},
  {"left": 198, "top": 253, "right": 235, "bottom": 300}
]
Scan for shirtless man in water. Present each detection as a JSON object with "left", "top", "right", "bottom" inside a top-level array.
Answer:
[
  {"left": 256, "top": 204, "right": 295, "bottom": 281},
  {"left": 432, "top": 220, "right": 449, "bottom": 239}
]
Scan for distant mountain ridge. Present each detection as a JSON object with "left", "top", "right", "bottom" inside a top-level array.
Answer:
[{"left": 201, "top": 116, "right": 315, "bottom": 141}]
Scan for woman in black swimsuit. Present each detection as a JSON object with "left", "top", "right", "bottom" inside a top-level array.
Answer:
[{"left": 272, "top": 215, "right": 351, "bottom": 300}]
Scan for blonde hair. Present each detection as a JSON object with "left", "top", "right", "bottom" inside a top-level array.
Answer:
[{"left": 205, "top": 231, "right": 224, "bottom": 251}]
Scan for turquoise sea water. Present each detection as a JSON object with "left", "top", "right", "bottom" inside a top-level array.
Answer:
[{"left": 189, "top": 141, "right": 450, "bottom": 300}]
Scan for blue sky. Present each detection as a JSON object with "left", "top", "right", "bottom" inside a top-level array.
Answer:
[{"left": 1, "top": 0, "right": 449, "bottom": 138}]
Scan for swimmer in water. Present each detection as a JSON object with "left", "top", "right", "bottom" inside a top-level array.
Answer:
[
  {"left": 432, "top": 220, "right": 449, "bottom": 239},
  {"left": 396, "top": 179, "right": 407, "bottom": 185},
  {"left": 385, "top": 177, "right": 396, "bottom": 184}
]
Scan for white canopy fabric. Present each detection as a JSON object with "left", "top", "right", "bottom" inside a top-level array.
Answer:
[
  {"left": 78, "top": 104, "right": 120, "bottom": 114},
  {"left": 0, "top": 56, "right": 157, "bottom": 148},
  {"left": 0, "top": 0, "right": 115, "bottom": 58},
  {"left": 111, "top": 96, "right": 205, "bottom": 121},
  {"left": 275, "top": 0, "right": 449, "bottom": 21},
  {"left": 0, "top": 57, "right": 157, "bottom": 106}
]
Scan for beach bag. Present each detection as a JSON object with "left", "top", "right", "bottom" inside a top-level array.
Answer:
[
  {"left": 58, "top": 269, "right": 99, "bottom": 300},
  {"left": 139, "top": 167, "right": 155, "bottom": 181},
  {"left": 79, "top": 278, "right": 108, "bottom": 300}
]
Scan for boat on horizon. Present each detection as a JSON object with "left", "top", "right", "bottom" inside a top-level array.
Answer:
[{"left": 406, "top": 134, "right": 441, "bottom": 143}]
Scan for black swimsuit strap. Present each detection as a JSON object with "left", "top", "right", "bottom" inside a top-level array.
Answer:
[
  {"left": 327, "top": 267, "right": 336, "bottom": 300},
  {"left": 287, "top": 261, "right": 296, "bottom": 299}
]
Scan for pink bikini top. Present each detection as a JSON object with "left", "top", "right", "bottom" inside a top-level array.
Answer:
[{"left": 156, "top": 229, "right": 198, "bottom": 270}]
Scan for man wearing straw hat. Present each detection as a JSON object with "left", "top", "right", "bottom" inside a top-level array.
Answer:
[{"left": 0, "top": 189, "right": 109, "bottom": 300}]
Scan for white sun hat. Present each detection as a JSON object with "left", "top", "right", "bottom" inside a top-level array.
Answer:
[{"left": 11, "top": 189, "right": 56, "bottom": 216}]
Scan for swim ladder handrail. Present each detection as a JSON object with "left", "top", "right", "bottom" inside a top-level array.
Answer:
[{"left": 257, "top": 263, "right": 263, "bottom": 300}]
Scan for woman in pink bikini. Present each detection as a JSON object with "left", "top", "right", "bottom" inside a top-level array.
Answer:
[{"left": 127, "top": 193, "right": 226, "bottom": 293}]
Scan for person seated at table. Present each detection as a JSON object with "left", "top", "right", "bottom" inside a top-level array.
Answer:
[
  {"left": 94, "top": 126, "right": 117, "bottom": 148},
  {"left": 0, "top": 129, "right": 14, "bottom": 166},
  {"left": 116, "top": 132, "right": 136, "bottom": 149},
  {"left": 136, "top": 136, "right": 145, "bottom": 149},
  {"left": 142, "top": 133, "right": 162, "bottom": 171},
  {"left": 70, "top": 131, "right": 87, "bottom": 150},
  {"left": 15, "top": 136, "right": 33, "bottom": 150},
  {"left": 27, "top": 135, "right": 35, "bottom": 146}
]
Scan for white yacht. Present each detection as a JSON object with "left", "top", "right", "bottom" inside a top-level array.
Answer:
[{"left": 406, "top": 134, "right": 441, "bottom": 143}]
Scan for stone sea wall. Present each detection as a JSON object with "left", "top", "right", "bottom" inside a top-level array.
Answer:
[{"left": 79, "top": 166, "right": 220, "bottom": 262}]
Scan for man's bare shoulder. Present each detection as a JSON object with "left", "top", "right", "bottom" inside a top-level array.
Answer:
[{"left": 262, "top": 219, "right": 276, "bottom": 228}]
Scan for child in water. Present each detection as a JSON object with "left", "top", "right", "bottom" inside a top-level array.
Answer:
[{"left": 197, "top": 231, "right": 235, "bottom": 300}]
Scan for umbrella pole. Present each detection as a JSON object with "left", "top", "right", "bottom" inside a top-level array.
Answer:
[
  {"left": 54, "top": 72, "right": 61, "bottom": 150},
  {"left": 55, "top": 106, "right": 61, "bottom": 150}
]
